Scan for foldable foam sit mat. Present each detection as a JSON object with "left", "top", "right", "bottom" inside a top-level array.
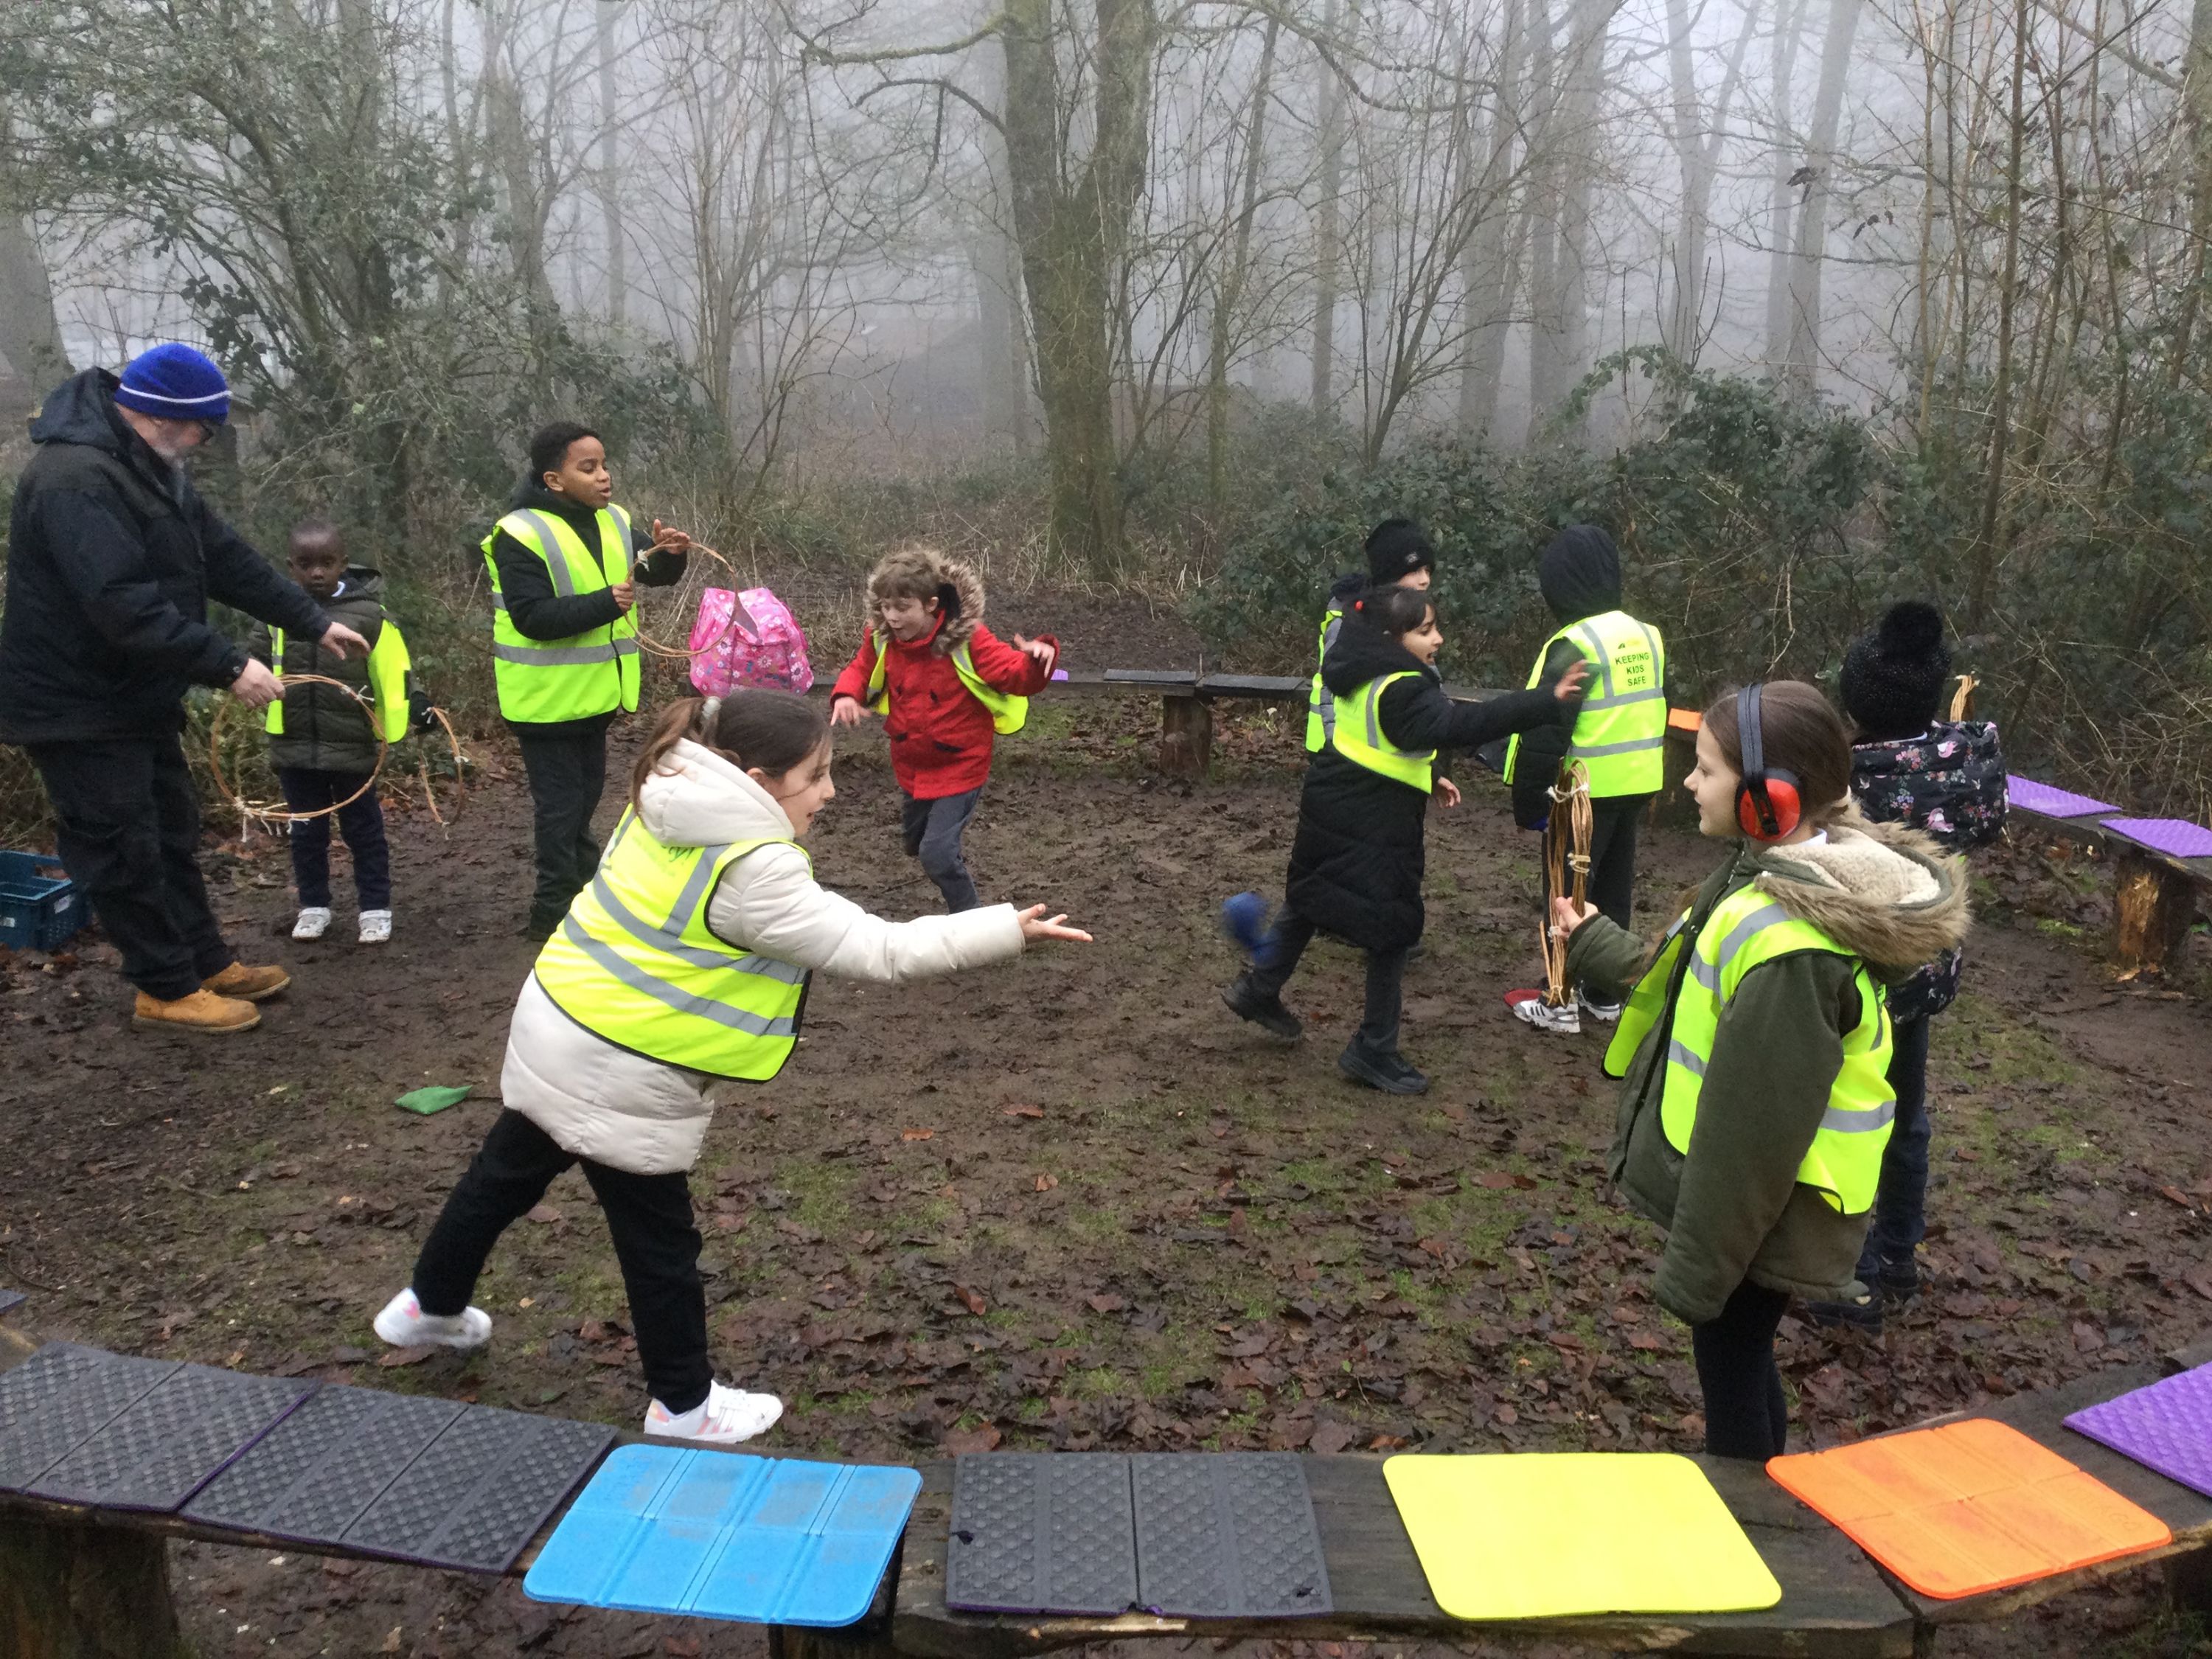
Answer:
[
  {"left": 2006, "top": 776, "right": 2117, "bottom": 819},
  {"left": 0, "top": 1341, "right": 311, "bottom": 1510},
  {"left": 1382, "top": 1453, "right": 1779, "bottom": 1620},
  {"left": 945, "top": 1452, "right": 1332, "bottom": 1618},
  {"left": 524, "top": 1445, "right": 920, "bottom": 1626},
  {"left": 0, "top": 1289, "right": 24, "bottom": 1321},
  {"left": 2065, "top": 1362, "right": 2212, "bottom": 1500},
  {"left": 185, "top": 1385, "right": 613, "bottom": 1573},
  {"left": 1767, "top": 1418, "right": 2170, "bottom": 1600},
  {"left": 2100, "top": 818, "right": 2212, "bottom": 860}
]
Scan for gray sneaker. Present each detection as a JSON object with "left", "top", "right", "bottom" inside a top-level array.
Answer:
[
  {"left": 1338, "top": 1041, "right": 1430, "bottom": 1094},
  {"left": 1222, "top": 976, "right": 1302, "bottom": 1040}
]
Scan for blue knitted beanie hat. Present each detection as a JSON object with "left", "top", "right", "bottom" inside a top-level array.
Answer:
[{"left": 114, "top": 344, "right": 231, "bottom": 425}]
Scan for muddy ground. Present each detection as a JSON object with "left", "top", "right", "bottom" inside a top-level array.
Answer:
[{"left": 4, "top": 686, "right": 2212, "bottom": 1659}]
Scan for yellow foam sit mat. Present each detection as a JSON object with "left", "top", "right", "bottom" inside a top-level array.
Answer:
[{"left": 1382, "top": 1453, "right": 1781, "bottom": 1620}]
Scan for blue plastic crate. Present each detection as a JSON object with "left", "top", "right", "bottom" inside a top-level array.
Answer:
[{"left": 0, "top": 852, "right": 83, "bottom": 953}]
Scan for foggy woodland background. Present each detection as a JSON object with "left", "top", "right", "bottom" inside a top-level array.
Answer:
[{"left": 0, "top": 0, "right": 2209, "bottom": 818}]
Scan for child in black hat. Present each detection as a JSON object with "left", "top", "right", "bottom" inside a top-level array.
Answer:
[
  {"left": 1303, "top": 519, "right": 1436, "bottom": 755},
  {"left": 1806, "top": 600, "right": 2006, "bottom": 1332}
]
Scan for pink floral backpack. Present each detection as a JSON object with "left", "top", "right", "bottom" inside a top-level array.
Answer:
[{"left": 688, "top": 586, "right": 815, "bottom": 697}]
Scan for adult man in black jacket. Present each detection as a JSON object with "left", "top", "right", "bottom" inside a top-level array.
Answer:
[{"left": 0, "top": 348, "right": 369, "bottom": 1033}]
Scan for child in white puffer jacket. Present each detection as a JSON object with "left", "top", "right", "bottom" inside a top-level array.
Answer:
[{"left": 373, "top": 689, "right": 1089, "bottom": 1443}]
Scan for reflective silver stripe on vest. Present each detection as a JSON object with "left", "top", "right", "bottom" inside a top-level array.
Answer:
[
  {"left": 1572, "top": 734, "right": 1666, "bottom": 757},
  {"left": 512, "top": 511, "right": 576, "bottom": 595},
  {"left": 492, "top": 643, "right": 619, "bottom": 667},
  {"left": 613, "top": 639, "right": 639, "bottom": 658},
  {"left": 490, "top": 591, "right": 507, "bottom": 612},
  {"left": 1315, "top": 615, "right": 1343, "bottom": 739},
  {"left": 557, "top": 916, "right": 800, "bottom": 1034},
  {"left": 664, "top": 841, "right": 734, "bottom": 932},
  {"left": 587, "top": 872, "right": 807, "bottom": 983},
  {"left": 1574, "top": 622, "right": 1613, "bottom": 699},
  {"left": 1820, "top": 1099, "right": 1898, "bottom": 1133},
  {"left": 1366, "top": 682, "right": 1385, "bottom": 751},
  {"left": 1716, "top": 902, "right": 1793, "bottom": 969},
  {"left": 1666, "top": 1038, "right": 1707, "bottom": 1077},
  {"left": 1580, "top": 686, "right": 1665, "bottom": 710}
]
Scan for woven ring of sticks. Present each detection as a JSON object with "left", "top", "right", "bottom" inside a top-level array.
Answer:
[
  {"left": 209, "top": 673, "right": 386, "bottom": 825},
  {"left": 412, "top": 704, "right": 470, "bottom": 828},
  {"left": 630, "top": 541, "right": 740, "bottom": 658}
]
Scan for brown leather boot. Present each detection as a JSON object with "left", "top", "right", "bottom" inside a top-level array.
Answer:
[
  {"left": 133, "top": 989, "right": 260, "bottom": 1033},
  {"left": 201, "top": 962, "right": 292, "bottom": 1001}
]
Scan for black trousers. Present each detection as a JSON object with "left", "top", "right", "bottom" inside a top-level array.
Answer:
[
  {"left": 276, "top": 769, "right": 390, "bottom": 909},
  {"left": 513, "top": 724, "right": 608, "bottom": 919},
  {"left": 411, "top": 1109, "right": 711, "bottom": 1415},
  {"left": 27, "top": 734, "right": 233, "bottom": 1001},
  {"left": 1248, "top": 905, "right": 1410, "bottom": 1053},
  {"left": 1691, "top": 1279, "right": 1793, "bottom": 1460}
]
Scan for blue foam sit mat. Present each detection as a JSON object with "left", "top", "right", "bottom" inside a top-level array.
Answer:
[{"left": 524, "top": 1444, "right": 921, "bottom": 1627}]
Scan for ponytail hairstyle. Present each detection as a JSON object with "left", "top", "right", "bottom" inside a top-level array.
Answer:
[
  {"left": 630, "top": 689, "right": 830, "bottom": 810},
  {"left": 1700, "top": 681, "right": 1854, "bottom": 827},
  {"left": 1359, "top": 580, "right": 1436, "bottom": 641}
]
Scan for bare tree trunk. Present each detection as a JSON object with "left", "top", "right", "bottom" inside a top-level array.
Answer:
[
  {"left": 1310, "top": 0, "right": 1345, "bottom": 423},
  {"left": 1780, "top": 0, "right": 1863, "bottom": 397},
  {"left": 1761, "top": 0, "right": 1807, "bottom": 373},
  {"left": 1528, "top": 0, "right": 1608, "bottom": 443},
  {"left": 1521, "top": 0, "right": 1560, "bottom": 444},
  {"left": 1209, "top": 18, "right": 1279, "bottom": 508},
  {"left": 2166, "top": 0, "right": 2212, "bottom": 380},
  {"left": 1458, "top": 0, "right": 1524, "bottom": 437},
  {"left": 0, "top": 215, "right": 67, "bottom": 391},
  {"left": 598, "top": 0, "right": 625, "bottom": 329},
  {"left": 1665, "top": 0, "right": 1757, "bottom": 362},
  {"left": 1969, "top": 0, "right": 2030, "bottom": 629}
]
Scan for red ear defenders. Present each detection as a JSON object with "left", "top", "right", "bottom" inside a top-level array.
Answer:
[{"left": 1733, "top": 683, "right": 1802, "bottom": 841}]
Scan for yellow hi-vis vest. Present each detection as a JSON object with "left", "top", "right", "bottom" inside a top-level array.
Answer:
[
  {"left": 532, "top": 810, "right": 809, "bottom": 1080},
  {"left": 862, "top": 628, "right": 1028, "bottom": 734},
  {"left": 1329, "top": 672, "right": 1434, "bottom": 792},
  {"left": 1503, "top": 610, "right": 1666, "bottom": 795},
  {"left": 480, "top": 504, "right": 641, "bottom": 723},
  {"left": 1304, "top": 602, "right": 1346, "bottom": 754},
  {"left": 1604, "top": 884, "right": 1896, "bottom": 1214},
  {"left": 265, "top": 621, "right": 412, "bottom": 742}
]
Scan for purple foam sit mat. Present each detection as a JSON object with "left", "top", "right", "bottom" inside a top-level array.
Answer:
[
  {"left": 2100, "top": 818, "right": 2212, "bottom": 861},
  {"left": 2065, "top": 1363, "right": 2212, "bottom": 1499},
  {"left": 2006, "top": 776, "right": 2117, "bottom": 818}
]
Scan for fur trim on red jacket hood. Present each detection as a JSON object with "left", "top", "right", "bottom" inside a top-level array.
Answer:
[{"left": 863, "top": 552, "right": 986, "bottom": 656}]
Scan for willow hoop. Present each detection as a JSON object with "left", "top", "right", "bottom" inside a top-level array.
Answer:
[
  {"left": 209, "top": 673, "right": 386, "bottom": 826},
  {"left": 1540, "top": 758, "right": 1595, "bottom": 1009},
  {"left": 412, "top": 703, "right": 470, "bottom": 828},
  {"left": 630, "top": 541, "right": 742, "bottom": 659}
]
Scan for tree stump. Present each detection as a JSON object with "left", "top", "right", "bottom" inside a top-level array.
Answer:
[
  {"left": 1158, "top": 695, "right": 1212, "bottom": 778},
  {"left": 0, "top": 1514, "right": 184, "bottom": 1659},
  {"left": 2111, "top": 849, "right": 2198, "bottom": 975}
]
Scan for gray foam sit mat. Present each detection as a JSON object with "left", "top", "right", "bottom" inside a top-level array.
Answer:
[
  {"left": 1132, "top": 1453, "right": 1332, "bottom": 1617},
  {"left": 0, "top": 1289, "right": 25, "bottom": 1320},
  {"left": 185, "top": 1385, "right": 613, "bottom": 1573},
  {"left": 0, "top": 1342, "right": 311, "bottom": 1510},
  {"left": 947, "top": 1453, "right": 1139, "bottom": 1615}
]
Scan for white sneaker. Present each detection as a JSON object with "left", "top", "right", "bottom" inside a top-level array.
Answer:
[
  {"left": 1506, "top": 990, "right": 1582, "bottom": 1035},
  {"left": 1576, "top": 989, "right": 1622, "bottom": 1023},
  {"left": 292, "top": 907, "right": 333, "bottom": 941},
  {"left": 358, "top": 910, "right": 392, "bottom": 945},
  {"left": 644, "top": 1380, "right": 784, "bottom": 1445},
  {"left": 372, "top": 1287, "right": 491, "bottom": 1351}
]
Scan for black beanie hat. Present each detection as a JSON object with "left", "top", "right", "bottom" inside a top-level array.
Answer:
[
  {"left": 1840, "top": 601, "right": 1951, "bottom": 741},
  {"left": 1364, "top": 518, "right": 1436, "bottom": 583}
]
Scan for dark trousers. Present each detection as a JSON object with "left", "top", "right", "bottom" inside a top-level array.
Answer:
[
  {"left": 514, "top": 726, "right": 608, "bottom": 919},
  {"left": 276, "top": 768, "right": 390, "bottom": 910},
  {"left": 1856, "top": 1015, "right": 1933, "bottom": 1284},
  {"left": 1542, "top": 793, "right": 1648, "bottom": 999},
  {"left": 1691, "top": 1279, "right": 1792, "bottom": 1460},
  {"left": 902, "top": 787, "right": 982, "bottom": 912},
  {"left": 26, "top": 735, "right": 232, "bottom": 1001},
  {"left": 411, "top": 1109, "right": 711, "bottom": 1414},
  {"left": 1248, "top": 905, "right": 1410, "bottom": 1053}
]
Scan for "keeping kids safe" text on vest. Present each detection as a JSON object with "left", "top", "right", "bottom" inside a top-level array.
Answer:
[{"left": 1503, "top": 610, "right": 1666, "bottom": 796}]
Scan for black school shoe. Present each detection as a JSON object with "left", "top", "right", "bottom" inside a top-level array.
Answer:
[
  {"left": 1803, "top": 1294, "right": 1884, "bottom": 1334},
  {"left": 1338, "top": 1040, "right": 1430, "bottom": 1095},
  {"left": 1222, "top": 975, "right": 1302, "bottom": 1040}
]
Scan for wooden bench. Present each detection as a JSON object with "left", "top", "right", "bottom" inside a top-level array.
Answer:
[
  {"left": 15, "top": 1319, "right": 2212, "bottom": 1659},
  {"left": 2003, "top": 804, "right": 2211, "bottom": 977}
]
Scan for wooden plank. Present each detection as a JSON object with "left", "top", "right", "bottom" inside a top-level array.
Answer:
[
  {"left": 1197, "top": 675, "right": 1307, "bottom": 700},
  {"left": 1892, "top": 1363, "right": 2212, "bottom": 1626},
  {"left": 889, "top": 1455, "right": 1913, "bottom": 1658},
  {"left": 1102, "top": 669, "right": 1198, "bottom": 688}
]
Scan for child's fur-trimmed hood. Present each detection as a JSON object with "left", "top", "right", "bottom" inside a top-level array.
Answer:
[
  {"left": 863, "top": 549, "right": 986, "bottom": 657},
  {"left": 1747, "top": 801, "right": 1969, "bottom": 975}
]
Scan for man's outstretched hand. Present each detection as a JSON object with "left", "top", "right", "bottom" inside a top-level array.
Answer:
[
  {"left": 321, "top": 621, "right": 371, "bottom": 658},
  {"left": 230, "top": 658, "right": 282, "bottom": 710}
]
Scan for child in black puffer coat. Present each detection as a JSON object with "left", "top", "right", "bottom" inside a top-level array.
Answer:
[{"left": 1809, "top": 601, "right": 2006, "bottom": 1330}]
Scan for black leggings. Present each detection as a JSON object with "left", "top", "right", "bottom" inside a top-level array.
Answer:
[{"left": 1691, "top": 1279, "right": 1792, "bottom": 1460}]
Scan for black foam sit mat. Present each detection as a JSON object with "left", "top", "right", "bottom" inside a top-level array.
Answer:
[
  {"left": 186, "top": 1385, "right": 613, "bottom": 1573},
  {"left": 1132, "top": 1453, "right": 1332, "bottom": 1617},
  {"left": 0, "top": 1342, "right": 310, "bottom": 1509},
  {"left": 947, "top": 1453, "right": 1139, "bottom": 1615},
  {"left": 0, "top": 1289, "right": 26, "bottom": 1320}
]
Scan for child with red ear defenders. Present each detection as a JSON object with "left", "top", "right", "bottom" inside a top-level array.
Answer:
[{"left": 1552, "top": 681, "right": 1968, "bottom": 1459}]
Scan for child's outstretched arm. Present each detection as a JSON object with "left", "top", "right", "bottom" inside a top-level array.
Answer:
[
  {"left": 965, "top": 623, "right": 1060, "bottom": 693},
  {"left": 706, "top": 844, "right": 1087, "bottom": 986},
  {"left": 1379, "top": 661, "right": 1590, "bottom": 754},
  {"left": 828, "top": 630, "right": 881, "bottom": 728}
]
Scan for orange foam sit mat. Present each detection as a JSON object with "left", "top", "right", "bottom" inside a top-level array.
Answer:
[{"left": 1767, "top": 1419, "right": 2170, "bottom": 1600}]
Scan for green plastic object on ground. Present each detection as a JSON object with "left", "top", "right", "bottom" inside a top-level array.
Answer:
[{"left": 395, "top": 1085, "right": 473, "bottom": 1116}]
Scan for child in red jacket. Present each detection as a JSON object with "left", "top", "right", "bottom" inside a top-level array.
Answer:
[{"left": 830, "top": 548, "right": 1058, "bottom": 911}]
